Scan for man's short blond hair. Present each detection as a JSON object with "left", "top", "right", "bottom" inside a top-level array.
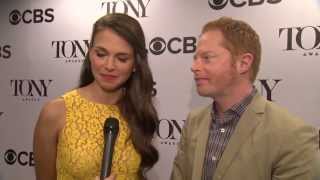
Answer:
[{"left": 202, "top": 17, "right": 261, "bottom": 82}]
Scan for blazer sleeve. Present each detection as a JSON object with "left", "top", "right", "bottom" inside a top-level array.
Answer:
[
  {"left": 170, "top": 111, "right": 193, "bottom": 180},
  {"left": 272, "top": 124, "right": 319, "bottom": 180}
]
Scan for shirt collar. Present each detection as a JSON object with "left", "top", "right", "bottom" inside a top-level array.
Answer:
[{"left": 211, "top": 87, "right": 257, "bottom": 121}]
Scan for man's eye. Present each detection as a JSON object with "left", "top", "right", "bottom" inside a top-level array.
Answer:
[{"left": 203, "top": 56, "right": 210, "bottom": 60}]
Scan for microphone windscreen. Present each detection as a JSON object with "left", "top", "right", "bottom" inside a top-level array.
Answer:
[{"left": 104, "top": 117, "right": 119, "bottom": 134}]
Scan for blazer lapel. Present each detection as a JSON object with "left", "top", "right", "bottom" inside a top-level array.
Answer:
[
  {"left": 192, "top": 106, "right": 212, "bottom": 180},
  {"left": 213, "top": 94, "right": 266, "bottom": 180}
]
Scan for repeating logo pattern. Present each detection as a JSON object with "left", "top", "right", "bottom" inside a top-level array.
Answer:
[
  {"left": 0, "top": 44, "right": 11, "bottom": 59},
  {"left": 156, "top": 119, "right": 185, "bottom": 145},
  {"left": 149, "top": 36, "right": 197, "bottom": 55},
  {"left": 256, "top": 79, "right": 282, "bottom": 101},
  {"left": 279, "top": 25, "right": 320, "bottom": 56},
  {"left": 100, "top": 0, "right": 151, "bottom": 18},
  {"left": 9, "top": 8, "right": 54, "bottom": 25},
  {"left": 208, "top": 0, "right": 281, "bottom": 10},
  {"left": 10, "top": 79, "right": 53, "bottom": 102},
  {"left": 52, "top": 40, "right": 89, "bottom": 63},
  {"left": 4, "top": 149, "right": 35, "bottom": 166}
]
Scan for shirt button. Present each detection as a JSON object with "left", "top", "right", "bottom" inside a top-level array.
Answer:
[{"left": 212, "top": 156, "right": 217, "bottom": 161}]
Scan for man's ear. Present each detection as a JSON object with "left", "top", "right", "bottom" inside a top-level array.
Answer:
[{"left": 236, "top": 53, "right": 254, "bottom": 74}]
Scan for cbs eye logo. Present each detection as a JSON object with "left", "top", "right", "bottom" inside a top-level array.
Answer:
[
  {"left": 208, "top": 0, "right": 282, "bottom": 10},
  {"left": 9, "top": 10, "right": 21, "bottom": 25},
  {"left": 4, "top": 149, "right": 17, "bottom": 165},
  {"left": 148, "top": 36, "right": 197, "bottom": 55},
  {"left": 149, "top": 37, "right": 166, "bottom": 55},
  {"left": 9, "top": 8, "right": 54, "bottom": 25},
  {"left": 4, "top": 149, "right": 35, "bottom": 166},
  {"left": 208, "top": 0, "right": 228, "bottom": 10}
]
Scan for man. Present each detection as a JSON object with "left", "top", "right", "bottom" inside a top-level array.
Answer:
[{"left": 171, "top": 17, "right": 319, "bottom": 180}]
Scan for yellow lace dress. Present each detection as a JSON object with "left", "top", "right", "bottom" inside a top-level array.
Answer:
[{"left": 56, "top": 90, "right": 141, "bottom": 180}]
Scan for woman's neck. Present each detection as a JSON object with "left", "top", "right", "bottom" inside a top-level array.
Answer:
[{"left": 81, "top": 82, "right": 123, "bottom": 105}]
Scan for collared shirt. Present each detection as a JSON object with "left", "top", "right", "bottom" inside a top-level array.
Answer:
[{"left": 202, "top": 88, "right": 257, "bottom": 180}]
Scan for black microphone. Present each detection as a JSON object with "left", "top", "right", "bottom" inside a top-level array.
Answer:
[{"left": 100, "top": 117, "right": 119, "bottom": 180}]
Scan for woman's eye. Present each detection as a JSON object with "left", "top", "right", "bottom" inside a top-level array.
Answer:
[
  {"left": 117, "top": 55, "right": 130, "bottom": 62},
  {"left": 119, "top": 58, "right": 128, "bottom": 62},
  {"left": 96, "top": 52, "right": 105, "bottom": 57}
]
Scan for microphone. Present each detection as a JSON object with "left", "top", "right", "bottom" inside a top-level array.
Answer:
[{"left": 100, "top": 117, "right": 119, "bottom": 180}]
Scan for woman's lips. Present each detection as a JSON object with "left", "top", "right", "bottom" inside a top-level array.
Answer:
[{"left": 101, "top": 74, "right": 118, "bottom": 81}]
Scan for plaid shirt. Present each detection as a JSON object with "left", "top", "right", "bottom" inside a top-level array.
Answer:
[{"left": 202, "top": 88, "right": 257, "bottom": 180}]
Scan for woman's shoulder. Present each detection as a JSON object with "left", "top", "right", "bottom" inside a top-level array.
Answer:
[
  {"left": 37, "top": 97, "right": 66, "bottom": 131},
  {"left": 41, "top": 98, "right": 65, "bottom": 116}
]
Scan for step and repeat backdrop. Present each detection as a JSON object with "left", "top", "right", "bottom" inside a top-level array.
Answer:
[{"left": 1, "top": 0, "right": 319, "bottom": 179}]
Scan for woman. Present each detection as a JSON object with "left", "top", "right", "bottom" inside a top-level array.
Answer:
[{"left": 33, "top": 13, "right": 159, "bottom": 180}]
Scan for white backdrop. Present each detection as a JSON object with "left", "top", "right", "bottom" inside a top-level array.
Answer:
[{"left": 1, "top": 0, "right": 320, "bottom": 179}]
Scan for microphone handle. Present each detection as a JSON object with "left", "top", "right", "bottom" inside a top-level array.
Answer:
[{"left": 100, "top": 131, "right": 116, "bottom": 180}]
